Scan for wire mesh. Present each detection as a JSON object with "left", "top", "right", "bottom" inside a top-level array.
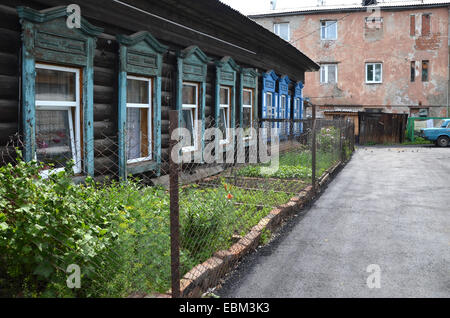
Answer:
[{"left": 0, "top": 114, "right": 354, "bottom": 298}]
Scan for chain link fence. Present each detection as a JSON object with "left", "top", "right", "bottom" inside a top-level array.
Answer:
[{"left": 0, "top": 111, "right": 354, "bottom": 298}]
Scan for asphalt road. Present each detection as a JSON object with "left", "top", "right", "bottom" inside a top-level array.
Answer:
[{"left": 219, "top": 146, "right": 450, "bottom": 298}]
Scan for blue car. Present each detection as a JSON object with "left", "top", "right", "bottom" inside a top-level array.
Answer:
[{"left": 421, "top": 119, "right": 450, "bottom": 147}]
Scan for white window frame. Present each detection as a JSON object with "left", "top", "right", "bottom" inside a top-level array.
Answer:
[
  {"left": 280, "top": 95, "right": 287, "bottom": 135},
  {"left": 35, "top": 63, "right": 81, "bottom": 176},
  {"left": 321, "top": 20, "right": 337, "bottom": 40},
  {"left": 219, "top": 86, "right": 231, "bottom": 145},
  {"left": 365, "top": 62, "right": 383, "bottom": 84},
  {"left": 182, "top": 82, "right": 199, "bottom": 153},
  {"left": 320, "top": 64, "right": 338, "bottom": 84},
  {"left": 242, "top": 88, "right": 253, "bottom": 141},
  {"left": 126, "top": 75, "right": 152, "bottom": 164},
  {"left": 273, "top": 22, "right": 290, "bottom": 41}
]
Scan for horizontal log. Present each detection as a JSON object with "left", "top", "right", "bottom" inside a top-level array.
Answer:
[
  {"left": 0, "top": 99, "right": 18, "bottom": 123},
  {"left": 94, "top": 120, "right": 115, "bottom": 139},
  {"left": 0, "top": 52, "right": 18, "bottom": 76},
  {"left": 0, "top": 122, "right": 18, "bottom": 144},
  {"left": 0, "top": 75, "right": 18, "bottom": 99},
  {"left": 94, "top": 103, "right": 114, "bottom": 121},
  {"left": 0, "top": 5, "right": 19, "bottom": 31},
  {"left": 0, "top": 28, "right": 19, "bottom": 53},
  {"left": 94, "top": 85, "right": 114, "bottom": 104},
  {"left": 94, "top": 49, "right": 117, "bottom": 69},
  {"left": 94, "top": 66, "right": 116, "bottom": 86},
  {"left": 94, "top": 137, "right": 117, "bottom": 158},
  {"left": 94, "top": 156, "right": 118, "bottom": 176}
]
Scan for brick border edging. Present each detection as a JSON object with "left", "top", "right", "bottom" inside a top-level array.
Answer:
[
  {"left": 177, "top": 159, "right": 350, "bottom": 298},
  {"left": 132, "top": 157, "right": 351, "bottom": 298}
]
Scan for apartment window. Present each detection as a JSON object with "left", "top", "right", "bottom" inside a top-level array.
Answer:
[
  {"left": 365, "top": 63, "right": 382, "bottom": 83},
  {"left": 181, "top": 83, "right": 199, "bottom": 152},
  {"left": 321, "top": 20, "right": 337, "bottom": 40},
  {"left": 219, "top": 86, "right": 231, "bottom": 144},
  {"left": 35, "top": 64, "right": 81, "bottom": 175},
  {"left": 274, "top": 23, "right": 290, "bottom": 41},
  {"left": 126, "top": 76, "right": 152, "bottom": 163},
  {"left": 422, "top": 14, "right": 431, "bottom": 36},
  {"left": 242, "top": 89, "right": 253, "bottom": 140},
  {"left": 410, "top": 15, "right": 416, "bottom": 36},
  {"left": 411, "top": 61, "right": 415, "bottom": 82},
  {"left": 320, "top": 64, "right": 338, "bottom": 84},
  {"left": 422, "top": 60, "right": 429, "bottom": 82}
]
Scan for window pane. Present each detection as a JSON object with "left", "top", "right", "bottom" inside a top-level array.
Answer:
[
  {"left": 35, "top": 110, "right": 73, "bottom": 169},
  {"left": 321, "top": 22, "right": 326, "bottom": 38},
  {"left": 320, "top": 66, "right": 326, "bottom": 82},
  {"left": 36, "top": 68, "right": 76, "bottom": 102},
  {"left": 328, "top": 65, "right": 337, "bottom": 83},
  {"left": 326, "top": 21, "right": 337, "bottom": 39},
  {"left": 367, "top": 64, "right": 374, "bottom": 81},
  {"left": 411, "top": 61, "right": 415, "bottom": 82},
  {"left": 127, "top": 79, "right": 149, "bottom": 104},
  {"left": 181, "top": 109, "right": 194, "bottom": 147},
  {"left": 126, "top": 108, "right": 141, "bottom": 160},
  {"left": 220, "top": 87, "right": 229, "bottom": 105},
  {"left": 219, "top": 108, "right": 228, "bottom": 140},
  {"left": 279, "top": 23, "right": 289, "bottom": 41},
  {"left": 422, "top": 61, "right": 429, "bottom": 82},
  {"left": 243, "top": 90, "right": 252, "bottom": 105},
  {"left": 182, "top": 84, "right": 197, "bottom": 105},
  {"left": 375, "top": 64, "right": 382, "bottom": 81},
  {"left": 243, "top": 107, "right": 252, "bottom": 137},
  {"left": 266, "top": 93, "right": 272, "bottom": 107}
]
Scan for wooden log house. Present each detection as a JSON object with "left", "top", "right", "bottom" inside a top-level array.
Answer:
[{"left": 0, "top": 0, "right": 319, "bottom": 179}]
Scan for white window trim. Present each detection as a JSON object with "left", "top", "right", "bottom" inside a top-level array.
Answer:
[
  {"left": 242, "top": 88, "right": 253, "bottom": 141},
  {"left": 182, "top": 82, "right": 199, "bottom": 153},
  {"left": 35, "top": 63, "right": 81, "bottom": 176},
  {"left": 365, "top": 62, "right": 383, "bottom": 84},
  {"left": 320, "top": 64, "right": 338, "bottom": 84},
  {"left": 321, "top": 20, "right": 337, "bottom": 40},
  {"left": 273, "top": 22, "right": 290, "bottom": 41},
  {"left": 219, "top": 86, "right": 231, "bottom": 145},
  {"left": 126, "top": 75, "right": 152, "bottom": 164}
]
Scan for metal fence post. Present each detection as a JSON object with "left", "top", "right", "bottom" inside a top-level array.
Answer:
[
  {"left": 311, "top": 104, "right": 317, "bottom": 193},
  {"left": 169, "top": 110, "right": 180, "bottom": 298}
]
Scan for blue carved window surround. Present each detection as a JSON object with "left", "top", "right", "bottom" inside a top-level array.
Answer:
[
  {"left": 239, "top": 68, "right": 259, "bottom": 145},
  {"left": 17, "top": 6, "right": 103, "bottom": 176},
  {"left": 116, "top": 31, "right": 168, "bottom": 179},
  {"left": 215, "top": 56, "right": 239, "bottom": 154},
  {"left": 261, "top": 70, "right": 279, "bottom": 140},
  {"left": 293, "top": 81, "right": 304, "bottom": 136},
  {"left": 176, "top": 46, "right": 210, "bottom": 161},
  {"left": 278, "top": 75, "right": 291, "bottom": 140}
]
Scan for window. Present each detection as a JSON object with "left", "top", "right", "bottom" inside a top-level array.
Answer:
[
  {"left": 321, "top": 20, "right": 337, "bottom": 40},
  {"left": 35, "top": 64, "right": 81, "bottom": 175},
  {"left": 422, "top": 60, "right": 429, "bottom": 82},
  {"left": 126, "top": 76, "right": 152, "bottom": 163},
  {"left": 219, "top": 86, "right": 231, "bottom": 144},
  {"left": 320, "top": 64, "right": 338, "bottom": 84},
  {"left": 422, "top": 14, "right": 431, "bottom": 36},
  {"left": 365, "top": 63, "right": 382, "bottom": 83},
  {"left": 410, "top": 15, "right": 416, "bottom": 36},
  {"left": 294, "top": 98, "right": 301, "bottom": 134},
  {"left": 266, "top": 92, "right": 274, "bottom": 118},
  {"left": 411, "top": 61, "right": 416, "bottom": 82},
  {"left": 242, "top": 89, "right": 253, "bottom": 140},
  {"left": 365, "top": 17, "right": 383, "bottom": 29},
  {"left": 280, "top": 95, "right": 287, "bottom": 135},
  {"left": 181, "top": 82, "right": 199, "bottom": 152},
  {"left": 274, "top": 23, "right": 290, "bottom": 41}
]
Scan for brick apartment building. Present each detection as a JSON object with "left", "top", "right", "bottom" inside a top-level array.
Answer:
[{"left": 250, "top": 0, "right": 450, "bottom": 118}]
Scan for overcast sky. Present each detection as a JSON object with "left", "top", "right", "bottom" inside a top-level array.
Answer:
[
  {"left": 219, "top": 0, "right": 416, "bottom": 15},
  {"left": 219, "top": 0, "right": 361, "bottom": 14}
]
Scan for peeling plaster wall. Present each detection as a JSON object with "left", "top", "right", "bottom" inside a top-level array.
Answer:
[{"left": 252, "top": 7, "right": 450, "bottom": 117}]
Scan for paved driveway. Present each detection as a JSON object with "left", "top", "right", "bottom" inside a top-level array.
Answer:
[{"left": 219, "top": 146, "right": 450, "bottom": 298}]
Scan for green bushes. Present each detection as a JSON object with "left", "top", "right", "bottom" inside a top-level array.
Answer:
[{"left": 0, "top": 154, "right": 293, "bottom": 297}]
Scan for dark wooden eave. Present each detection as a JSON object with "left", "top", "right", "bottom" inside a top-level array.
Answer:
[{"left": 28, "top": 0, "right": 319, "bottom": 80}]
